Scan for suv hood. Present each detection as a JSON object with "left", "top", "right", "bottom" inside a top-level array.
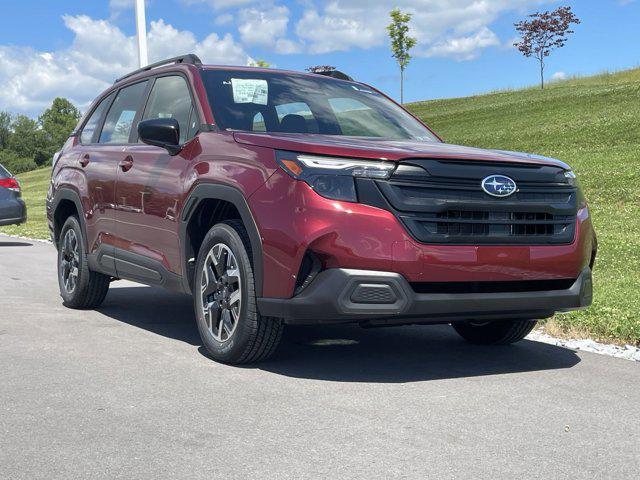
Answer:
[{"left": 233, "top": 132, "right": 570, "bottom": 169}]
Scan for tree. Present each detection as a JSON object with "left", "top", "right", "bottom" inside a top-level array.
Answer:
[
  {"left": 0, "top": 112, "right": 11, "bottom": 150},
  {"left": 0, "top": 97, "right": 80, "bottom": 171},
  {"left": 306, "top": 66, "right": 336, "bottom": 73},
  {"left": 0, "top": 149, "right": 36, "bottom": 175},
  {"left": 387, "top": 8, "right": 416, "bottom": 104},
  {"left": 514, "top": 6, "right": 580, "bottom": 90},
  {"left": 38, "top": 97, "right": 81, "bottom": 163},
  {"left": 249, "top": 59, "right": 271, "bottom": 68},
  {"left": 7, "top": 115, "right": 40, "bottom": 161}
]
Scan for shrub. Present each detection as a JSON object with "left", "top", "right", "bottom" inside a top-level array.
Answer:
[{"left": 0, "top": 149, "right": 37, "bottom": 175}]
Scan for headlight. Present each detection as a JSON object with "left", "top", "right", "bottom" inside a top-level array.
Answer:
[
  {"left": 564, "top": 170, "right": 587, "bottom": 208},
  {"left": 277, "top": 152, "right": 396, "bottom": 202},
  {"left": 564, "top": 170, "right": 578, "bottom": 187}
]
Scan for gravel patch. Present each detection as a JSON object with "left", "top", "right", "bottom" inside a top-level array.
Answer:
[{"left": 528, "top": 328, "right": 640, "bottom": 362}]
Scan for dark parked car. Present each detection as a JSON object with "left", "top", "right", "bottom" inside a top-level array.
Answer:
[
  {"left": 47, "top": 54, "right": 596, "bottom": 364},
  {"left": 0, "top": 163, "right": 26, "bottom": 226}
]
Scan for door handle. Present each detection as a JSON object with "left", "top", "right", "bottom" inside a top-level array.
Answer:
[
  {"left": 119, "top": 155, "right": 134, "bottom": 172},
  {"left": 79, "top": 154, "right": 90, "bottom": 167}
]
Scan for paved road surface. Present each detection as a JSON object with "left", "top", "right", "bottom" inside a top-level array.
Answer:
[{"left": 1, "top": 235, "right": 638, "bottom": 479}]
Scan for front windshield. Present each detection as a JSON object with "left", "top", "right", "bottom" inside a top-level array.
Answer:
[{"left": 201, "top": 69, "right": 438, "bottom": 141}]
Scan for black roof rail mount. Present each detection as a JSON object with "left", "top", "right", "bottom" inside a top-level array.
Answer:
[
  {"left": 114, "top": 54, "right": 202, "bottom": 84},
  {"left": 314, "top": 70, "right": 354, "bottom": 82}
]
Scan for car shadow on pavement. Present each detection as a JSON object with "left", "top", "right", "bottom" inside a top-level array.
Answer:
[
  {"left": 257, "top": 324, "right": 581, "bottom": 382},
  {"left": 99, "top": 285, "right": 581, "bottom": 383},
  {"left": 0, "top": 241, "right": 33, "bottom": 247},
  {"left": 98, "top": 285, "right": 201, "bottom": 346}
]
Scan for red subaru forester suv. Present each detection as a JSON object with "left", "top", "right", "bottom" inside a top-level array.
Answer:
[{"left": 47, "top": 54, "right": 596, "bottom": 364}]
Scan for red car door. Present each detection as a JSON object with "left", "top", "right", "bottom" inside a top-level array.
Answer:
[
  {"left": 114, "top": 75, "right": 198, "bottom": 280},
  {"left": 83, "top": 80, "right": 150, "bottom": 275},
  {"left": 73, "top": 91, "right": 119, "bottom": 261}
]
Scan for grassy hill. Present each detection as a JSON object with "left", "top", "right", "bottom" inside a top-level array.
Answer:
[
  {"left": 407, "top": 69, "right": 640, "bottom": 345},
  {"left": 2, "top": 69, "right": 639, "bottom": 344}
]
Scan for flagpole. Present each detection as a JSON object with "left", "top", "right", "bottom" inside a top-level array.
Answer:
[{"left": 135, "top": 0, "right": 148, "bottom": 67}]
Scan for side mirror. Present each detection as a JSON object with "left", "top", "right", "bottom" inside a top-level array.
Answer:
[{"left": 138, "top": 118, "right": 182, "bottom": 155}]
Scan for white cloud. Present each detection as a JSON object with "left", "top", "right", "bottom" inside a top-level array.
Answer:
[
  {"left": 293, "top": 0, "right": 549, "bottom": 58},
  {"left": 108, "top": 0, "right": 151, "bottom": 11},
  {"left": 238, "top": 6, "right": 289, "bottom": 46},
  {"left": 426, "top": 27, "right": 500, "bottom": 61},
  {"left": 0, "top": 14, "right": 249, "bottom": 116},
  {"left": 1, "top": 1, "right": 557, "bottom": 114},
  {"left": 295, "top": 9, "right": 379, "bottom": 54},
  {"left": 236, "top": 6, "right": 302, "bottom": 54},
  {"left": 275, "top": 38, "right": 302, "bottom": 55},
  {"left": 179, "top": 0, "right": 551, "bottom": 60},
  {"left": 182, "top": 0, "right": 255, "bottom": 11},
  {"left": 503, "top": 35, "right": 522, "bottom": 50},
  {"left": 194, "top": 32, "right": 249, "bottom": 65},
  {"left": 109, "top": 0, "right": 135, "bottom": 9},
  {"left": 215, "top": 13, "right": 234, "bottom": 25},
  {"left": 552, "top": 71, "right": 568, "bottom": 81}
]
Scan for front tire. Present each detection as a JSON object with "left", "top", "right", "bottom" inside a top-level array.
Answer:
[
  {"left": 194, "top": 220, "right": 283, "bottom": 364},
  {"left": 452, "top": 319, "right": 537, "bottom": 345},
  {"left": 57, "top": 216, "right": 110, "bottom": 309}
]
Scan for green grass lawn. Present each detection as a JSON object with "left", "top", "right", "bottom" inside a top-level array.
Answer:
[
  {"left": 407, "top": 69, "right": 640, "bottom": 345},
  {"left": 2, "top": 69, "right": 639, "bottom": 344}
]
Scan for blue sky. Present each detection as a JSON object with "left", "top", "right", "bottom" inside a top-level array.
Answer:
[{"left": 0, "top": 0, "right": 638, "bottom": 116}]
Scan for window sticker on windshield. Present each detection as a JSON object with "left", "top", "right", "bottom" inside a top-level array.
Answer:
[{"left": 231, "top": 79, "right": 268, "bottom": 105}]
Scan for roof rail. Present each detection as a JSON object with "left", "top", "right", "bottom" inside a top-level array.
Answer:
[
  {"left": 313, "top": 70, "right": 354, "bottom": 82},
  {"left": 114, "top": 54, "right": 202, "bottom": 84}
]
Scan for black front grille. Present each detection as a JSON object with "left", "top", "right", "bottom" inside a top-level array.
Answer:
[
  {"left": 361, "top": 159, "right": 578, "bottom": 245},
  {"left": 427, "top": 210, "right": 573, "bottom": 238}
]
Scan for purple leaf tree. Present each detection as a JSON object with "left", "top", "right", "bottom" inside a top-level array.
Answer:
[{"left": 514, "top": 6, "right": 581, "bottom": 89}]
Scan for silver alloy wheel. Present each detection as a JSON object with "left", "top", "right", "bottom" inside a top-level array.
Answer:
[
  {"left": 60, "top": 229, "right": 80, "bottom": 293},
  {"left": 200, "top": 243, "right": 242, "bottom": 342}
]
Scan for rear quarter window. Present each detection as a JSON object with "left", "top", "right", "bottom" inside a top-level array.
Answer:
[{"left": 80, "top": 92, "right": 115, "bottom": 144}]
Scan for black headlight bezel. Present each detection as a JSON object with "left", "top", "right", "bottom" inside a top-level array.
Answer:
[{"left": 276, "top": 150, "right": 396, "bottom": 202}]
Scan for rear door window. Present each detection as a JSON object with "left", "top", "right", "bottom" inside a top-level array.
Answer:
[
  {"left": 141, "top": 76, "right": 194, "bottom": 143},
  {"left": 99, "top": 81, "right": 149, "bottom": 144},
  {"left": 80, "top": 92, "right": 115, "bottom": 144}
]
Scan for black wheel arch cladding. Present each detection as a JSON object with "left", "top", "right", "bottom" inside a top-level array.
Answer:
[{"left": 180, "top": 183, "right": 264, "bottom": 296}]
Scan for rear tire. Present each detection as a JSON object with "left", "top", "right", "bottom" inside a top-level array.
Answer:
[
  {"left": 57, "top": 216, "right": 110, "bottom": 309},
  {"left": 452, "top": 319, "right": 537, "bottom": 345},
  {"left": 194, "top": 220, "right": 283, "bottom": 364}
]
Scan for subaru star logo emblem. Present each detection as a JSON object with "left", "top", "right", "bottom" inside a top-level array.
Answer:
[{"left": 481, "top": 175, "right": 517, "bottom": 197}]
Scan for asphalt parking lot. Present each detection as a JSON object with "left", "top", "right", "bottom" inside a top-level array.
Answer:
[{"left": 1, "top": 235, "right": 638, "bottom": 479}]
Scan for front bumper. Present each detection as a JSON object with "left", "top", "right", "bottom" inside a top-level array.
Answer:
[
  {"left": 250, "top": 171, "right": 596, "bottom": 299},
  {"left": 258, "top": 267, "right": 593, "bottom": 325}
]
